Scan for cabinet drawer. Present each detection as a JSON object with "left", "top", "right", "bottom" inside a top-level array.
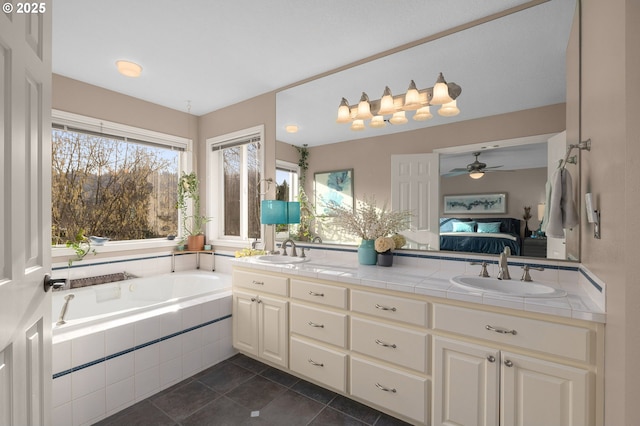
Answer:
[
  {"left": 432, "top": 304, "right": 592, "bottom": 363},
  {"left": 233, "top": 270, "right": 288, "bottom": 297},
  {"left": 291, "top": 279, "right": 348, "bottom": 309},
  {"left": 351, "top": 317, "right": 428, "bottom": 373},
  {"left": 290, "top": 337, "right": 347, "bottom": 393},
  {"left": 351, "top": 290, "right": 428, "bottom": 327},
  {"left": 291, "top": 303, "right": 347, "bottom": 348},
  {"left": 350, "top": 356, "right": 428, "bottom": 424}
]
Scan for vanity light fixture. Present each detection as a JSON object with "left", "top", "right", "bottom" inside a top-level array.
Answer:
[
  {"left": 115, "top": 60, "right": 143, "bottom": 78},
  {"left": 336, "top": 72, "right": 461, "bottom": 130}
]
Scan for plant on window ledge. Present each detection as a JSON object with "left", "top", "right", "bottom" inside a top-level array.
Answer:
[
  {"left": 66, "top": 229, "right": 96, "bottom": 266},
  {"left": 177, "top": 172, "right": 211, "bottom": 250}
]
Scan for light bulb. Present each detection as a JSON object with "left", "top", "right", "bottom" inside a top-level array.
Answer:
[
  {"left": 431, "top": 72, "right": 453, "bottom": 105},
  {"left": 438, "top": 99, "right": 460, "bottom": 117},
  {"left": 355, "top": 92, "right": 373, "bottom": 120},
  {"left": 403, "top": 80, "right": 421, "bottom": 110},
  {"left": 336, "top": 98, "right": 352, "bottom": 123},
  {"left": 377, "top": 86, "right": 395, "bottom": 116}
]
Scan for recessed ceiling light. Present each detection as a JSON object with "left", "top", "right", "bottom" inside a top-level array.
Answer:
[
  {"left": 285, "top": 125, "right": 299, "bottom": 133},
  {"left": 116, "top": 60, "right": 142, "bottom": 78}
]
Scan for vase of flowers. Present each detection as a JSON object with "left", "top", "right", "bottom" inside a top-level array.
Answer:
[
  {"left": 375, "top": 233, "right": 407, "bottom": 267},
  {"left": 327, "top": 196, "right": 411, "bottom": 265}
]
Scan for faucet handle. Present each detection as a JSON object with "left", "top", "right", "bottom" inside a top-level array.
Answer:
[
  {"left": 300, "top": 247, "right": 307, "bottom": 258},
  {"left": 470, "top": 261, "right": 490, "bottom": 277},
  {"left": 520, "top": 265, "right": 544, "bottom": 282}
]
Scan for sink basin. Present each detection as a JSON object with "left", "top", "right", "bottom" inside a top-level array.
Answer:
[
  {"left": 254, "top": 255, "right": 308, "bottom": 264},
  {"left": 451, "top": 275, "right": 567, "bottom": 298}
]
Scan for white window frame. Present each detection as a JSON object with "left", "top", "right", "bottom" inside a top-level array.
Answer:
[
  {"left": 276, "top": 159, "right": 300, "bottom": 202},
  {"left": 206, "top": 125, "right": 265, "bottom": 248},
  {"left": 51, "top": 110, "right": 193, "bottom": 255}
]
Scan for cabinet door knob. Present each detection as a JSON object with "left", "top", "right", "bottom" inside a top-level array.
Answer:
[
  {"left": 487, "top": 355, "right": 496, "bottom": 363},
  {"left": 250, "top": 297, "right": 256, "bottom": 302},
  {"left": 307, "top": 321, "right": 324, "bottom": 328},
  {"left": 375, "top": 382, "right": 397, "bottom": 393},
  {"left": 308, "top": 358, "right": 324, "bottom": 367},
  {"left": 375, "top": 339, "right": 397, "bottom": 349},
  {"left": 375, "top": 303, "right": 397, "bottom": 312},
  {"left": 485, "top": 325, "right": 517, "bottom": 335},
  {"left": 504, "top": 360, "right": 514, "bottom": 367}
]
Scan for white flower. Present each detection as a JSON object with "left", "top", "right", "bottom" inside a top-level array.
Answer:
[{"left": 375, "top": 236, "right": 395, "bottom": 253}]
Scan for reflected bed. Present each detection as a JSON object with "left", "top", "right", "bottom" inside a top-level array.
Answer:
[{"left": 439, "top": 217, "right": 522, "bottom": 255}]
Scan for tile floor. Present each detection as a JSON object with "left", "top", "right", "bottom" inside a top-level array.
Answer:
[{"left": 94, "top": 354, "right": 412, "bottom": 426}]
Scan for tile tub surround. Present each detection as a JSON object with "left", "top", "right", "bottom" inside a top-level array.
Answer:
[
  {"left": 95, "top": 353, "right": 411, "bottom": 426},
  {"left": 233, "top": 248, "right": 605, "bottom": 323},
  {"left": 52, "top": 289, "right": 234, "bottom": 426}
]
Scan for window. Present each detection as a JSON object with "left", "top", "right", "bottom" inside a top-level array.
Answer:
[
  {"left": 276, "top": 160, "right": 299, "bottom": 203},
  {"left": 207, "top": 126, "right": 264, "bottom": 245},
  {"left": 51, "top": 111, "right": 191, "bottom": 244}
]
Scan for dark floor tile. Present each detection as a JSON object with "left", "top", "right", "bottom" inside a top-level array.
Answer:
[
  {"left": 329, "top": 395, "right": 381, "bottom": 425},
  {"left": 150, "top": 380, "right": 221, "bottom": 421},
  {"left": 197, "top": 360, "right": 256, "bottom": 394},
  {"left": 258, "top": 389, "right": 325, "bottom": 426},
  {"left": 230, "top": 353, "right": 270, "bottom": 374},
  {"left": 181, "top": 396, "right": 251, "bottom": 426},
  {"left": 93, "top": 400, "right": 176, "bottom": 426},
  {"left": 373, "top": 412, "right": 413, "bottom": 426},
  {"left": 260, "top": 365, "right": 300, "bottom": 387},
  {"left": 226, "top": 375, "right": 288, "bottom": 410},
  {"left": 291, "top": 379, "right": 338, "bottom": 404},
  {"left": 309, "top": 407, "right": 369, "bottom": 425}
]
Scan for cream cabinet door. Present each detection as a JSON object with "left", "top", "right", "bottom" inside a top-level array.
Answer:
[
  {"left": 433, "top": 337, "right": 499, "bottom": 426},
  {"left": 501, "top": 351, "right": 590, "bottom": 426},
  {"left": 258, "top": 295, "right": 288, "bottom": 368},
  {"left": 233, "top": 290, "right": 259, "bottom": 356}
]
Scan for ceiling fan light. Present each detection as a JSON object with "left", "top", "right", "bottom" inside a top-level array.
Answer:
[
  {"left": 355, "top": 92, "right": 373, "bottom": 120},
  {"left": 389, "top": 111, "right": 408, "bottom": 125},
  {"left": 469, "top": 171, "right": 485, "bottom": 179},
  {"left": 350, "top": 119, "right": 365, "bottom": 131},
  {"left": 438, "top": 99, "right": 460, "bottom": 117},
  {"left": 369, "top": 115, "right": 387, "bottom": 128},
  {"left": 336, "top": 98, "right": 352, "bottom": 123},
  {"left": 377, "top": 86, "right": 396, "bottom": 116},
  {"left": 413, "top": 106, "right": 433, "bottom": 121},
  {"left": 403, "top": 80, "right": 421, "bottom": 110},
  {"left": 431, "top": 72, "right": 453, "bottom": 105}
]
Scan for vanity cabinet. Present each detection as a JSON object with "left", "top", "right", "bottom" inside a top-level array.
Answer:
[
  {"left": 232, "top": 271, "right": 289, "bottom": 368},
  {"left": 432, "top": 304, "right": 593, "bottom": 426},
  {"left": 232, "top": 265, "right": 602, "bottom": 426}
]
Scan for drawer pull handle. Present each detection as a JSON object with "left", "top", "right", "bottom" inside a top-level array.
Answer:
[
  {"left": 375, "top": 382, "right": 397, "bottom": 393},
  {"left": 487, "top": 355, "right": 496, "bottom": 363},
  {"left": 504, "top": 360, "right": 514, "bottom": 368},
  {"left": 252, "top": 280, "right": 264, "bottom": 285},
  {"left": 308, "top": 291, "right": 325, "bottom": 297},
  {"left": 485, "top": 325, "right": 517, "bottom": 335},
  {"left": 375, "top": 339, "right": 397, "bottom": 349},
  {"left": 308, "top": 358, "right": 324, "bottom": 367},
  {"left": 375, "top": 303, "right": 397, "bottom": 312},
  {"left": 308, "top": 321, "right": 325, "bottom": 328}
]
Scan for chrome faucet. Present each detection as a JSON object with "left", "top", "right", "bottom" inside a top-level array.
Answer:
[
  {"left": 281, "top": 239, "right": 298, "bottom": 257},
  {"left": 497, "top": 247, "right": 511, "bottom": 280}
]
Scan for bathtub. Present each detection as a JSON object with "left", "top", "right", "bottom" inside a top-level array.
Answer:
[
  {"left": 52, "top": 270, "right": 231, "bottom": 337},
  {"left": 51, "top": 270, "right": 236, "bottom": 426}
]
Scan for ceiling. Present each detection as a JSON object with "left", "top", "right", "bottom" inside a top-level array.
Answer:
[{"left": 52, "top": 0, "right": 575, "bottom": 147}]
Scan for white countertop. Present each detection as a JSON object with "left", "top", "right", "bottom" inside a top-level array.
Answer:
[{"left": 231, "top": 256, "right": 606, "bottom": 323}]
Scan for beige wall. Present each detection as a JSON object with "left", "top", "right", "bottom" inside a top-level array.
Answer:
[
  {"left": 298, "top": 104, "right": 564, "bottom": 206},
  {"left": 579, "top": 0, "right": 640, "bottom": 424}
]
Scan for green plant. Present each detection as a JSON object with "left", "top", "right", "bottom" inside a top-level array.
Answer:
[
  {"left": 65, "top": 229, "right": 96, "bottom": 266},
  {"left": 294, "top": 144, "right": 309, "bottom": 187},
  {"left": 177, "top": 172, "right": 210, "bottom": 236}
]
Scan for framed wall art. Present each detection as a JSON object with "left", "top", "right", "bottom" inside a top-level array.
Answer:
[
  {"left": 314, "top": 169, "right": 353, "bottom": 216},
  {"left": 444, "top": 193, "right": 507, "bottom": 214}
]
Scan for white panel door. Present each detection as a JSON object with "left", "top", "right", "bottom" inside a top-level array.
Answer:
[
  {"left": 232, "top": 291, "right": 259, "bottom": 356},
  {"left": 433, "top": 337, "right": 499, "bottom": 426},
  {"left": 546, "top": 131, "right": 567, "bottom": 259},
  {"left": 391, "top": 154, "right": 439, "bottom": 250},
  {"left": 501, "top": 351, "right": 590, "bottom": 426},
  {"left": 0, "top": 4, "right": 52, "bottom": 425}
]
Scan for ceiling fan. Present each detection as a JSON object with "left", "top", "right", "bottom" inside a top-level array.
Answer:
[{"left": 443, "top": 151, "right": 504, "bottom": 179}]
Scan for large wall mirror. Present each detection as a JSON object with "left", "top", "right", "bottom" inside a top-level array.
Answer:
[{"left": 275, "top": 0, "right": 580, "bottom": 262}]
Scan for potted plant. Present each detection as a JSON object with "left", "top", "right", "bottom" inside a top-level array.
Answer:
[
  {"left": 177, "top": 172, "right": 210, "bottom": 251},
  {"left": 66, "top": 229, "right": 97, "bottom": 266}
]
